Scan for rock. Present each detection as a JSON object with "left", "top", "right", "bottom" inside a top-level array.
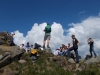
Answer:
[
  {"left": 79, "top": 65, "right": 86, "bottom": 71},
  {"left": 74, "top": 63, "right": 82, "bottom": 71},
  {"left": 0, "top": 38, "right": 5, "bottom": 45},
  {"left": 79, "top": 59, "right": 84, "bottom": 63},
  {"left": 46, "top": 48, "right": 52, "bottom": 53},
  {"left": 0, "top": 52, "right": 11, "bottom": 61},
  {"left": 0, "top": 31, "right": 13, "bottom": 45},
  {"left": 6, "top": 35, "right": 13, "bottom": 45},
  {"left": 0, "top": 55, "right": 3, "bottom": 60},
  {"left": 0, "top": 45, "right": 23, "bottom": 68},
  {"left": 0, "top": 55, "right": 11, "bottom": 68},
  {"left": 85, "top": 54, "right": 91, "bottom": 60},
  {"left": 70, "top": 51, "right": 76, "bottom": 58},
  {"left": 30, "top": 56, "right": 38, "bottom": 60},
  {"left": 85, "top": 56, "right": 100, "bottom": 65},
  {"left": 68, "top": 58, "right": 75, "bottom": 64},
  {"left": 0, "top": 32, "right": 8, "bottom": 45},
  {"left": 0, "top": 68, "right": 4, "bottom": 73},
  {"left": 18, "top": 59, "right": 26, "bottom": 64}
]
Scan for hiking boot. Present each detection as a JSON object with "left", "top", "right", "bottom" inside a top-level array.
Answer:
[{"left": 47, "top": 45, "right": 50, "bottom": 48}]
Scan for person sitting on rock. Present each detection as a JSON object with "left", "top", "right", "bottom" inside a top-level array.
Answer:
[
  {"left": 62, "top": 44, "right": 66, "bottom": 49},
  {"left": 62, "top": 46, "right": 68, "bottom": 56},
  {"left": 31, "top": 45, "right": 34, "bottom": 50},
  {"left": 68, "top": 43, "right": 71, "bottom": 49},
  {"left": 20, "top": 44, "right": 25, "bottom": 52},
  {"left": 34, "top": 43, "right": 41, "bottom": 49},
  {"left": 25, "top": 42, "right": 31, "bottom": 53},
  {"left": 10, "top": 33, "right": 15, "bottom": 46},
  {"left": 53, "top": 48, "right": 60, "bottom": 55},
  {"left": 58, "top": 47, "right": 63, "bottom": 56}
]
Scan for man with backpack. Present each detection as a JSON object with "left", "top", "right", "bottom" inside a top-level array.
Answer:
[
  {"left": 43, "top": 23, "right": 51, "bottom": 48},
  {"left": 67, "top": 35, "right": 80, "bottom": 63}
]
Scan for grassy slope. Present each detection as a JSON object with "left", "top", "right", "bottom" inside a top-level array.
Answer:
[{"left": 0, "top": 50, "right": 100, "bottom": 75}]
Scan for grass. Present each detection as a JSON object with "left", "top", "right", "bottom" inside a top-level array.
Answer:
[{"left": 1, "top": 50, "right": 100, "bottom": 75}]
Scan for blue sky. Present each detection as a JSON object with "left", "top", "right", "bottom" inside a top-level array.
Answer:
[{"left": 0, "top": 0, "right": 100, "bottom": 35}]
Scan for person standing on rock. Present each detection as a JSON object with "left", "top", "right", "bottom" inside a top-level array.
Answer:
[
  {"left": 43, "top": 23, "right": 51, "bottom": 48},
  {"left": 87, "top": 38, "right": 97, "bottom": 58},
  {"left": 67, "top": 35, "right": 80, "bottom": 63},
  {"left": 10, "top": 33, "right": 15, "bottom": 46}
]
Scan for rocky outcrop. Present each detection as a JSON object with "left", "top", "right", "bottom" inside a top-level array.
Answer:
[
  {"left": 0, "top": 32, "right": 12, "bottom": 45},
  {"left": 85, "top": 56, "right": 100, "bottom": 65},
  {"left": 0, "top": 45, "right": 23, "bottom": 68},
  {"left": 85, "top": 54, "right": 91, "bottom": 60}
]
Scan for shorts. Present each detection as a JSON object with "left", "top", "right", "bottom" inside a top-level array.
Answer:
[{"left": 44, "top": 34, "right": 51, "bottom": 41}]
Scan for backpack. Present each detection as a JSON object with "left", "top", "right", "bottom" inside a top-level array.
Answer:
[{"left": 45, "top": 26, "right": 51, "bottom": 33}]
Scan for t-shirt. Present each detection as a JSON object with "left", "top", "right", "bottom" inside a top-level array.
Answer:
[
  {"left": 45, "top": 25, "right": 51, "bottom": 34},
  {"left": 73, "top": 38, "right": 79, "bottom": 46},
  {"left": 26, "top": 44, "right": 30, "bottom": 49},
  {"left": 89, "top": 41, "right": 94, "bottom": 47},
  {"left": 20, "top": 45, "right": 25, "bottom": 49}
]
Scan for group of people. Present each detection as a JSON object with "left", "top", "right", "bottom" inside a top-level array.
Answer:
[
  {"left": 19, "top": 42, "right": 43, "bottom": 60},
  {"left": 4, "top": 23, "right": 97, "bottom": 63},
  {"left": 20, "top": 42, "right": 42, "bottom": 53},
  {"left": 43, "top": 23, "right": 97, "bottom": 63},
  {"left": 53, "top": 43, "right": 70, "bottom": 56}
]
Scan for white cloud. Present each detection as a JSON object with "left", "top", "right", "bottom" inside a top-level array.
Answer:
[
  {"left": 13, "top": 15, "right": 100, "bottom": 58},
  {"left": 79, "top": 11, "right": 85, "bottom": 15}
]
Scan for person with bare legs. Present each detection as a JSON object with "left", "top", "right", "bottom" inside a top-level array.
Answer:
[{"left": 43, "top": 23, "right": 51, "bottom": 48}]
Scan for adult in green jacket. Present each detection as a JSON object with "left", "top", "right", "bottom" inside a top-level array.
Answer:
[{"left": 43, "top": 23, "right": 51, "bottom": 48}]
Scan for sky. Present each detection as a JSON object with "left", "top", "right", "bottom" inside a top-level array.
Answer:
[{"left": 0, "top": 0, "right": 100, "bottom": 58}]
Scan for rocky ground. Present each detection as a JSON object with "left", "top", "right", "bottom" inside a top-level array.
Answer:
[{"left": 0, "top": 47, "right": 100, "bottom": 75}]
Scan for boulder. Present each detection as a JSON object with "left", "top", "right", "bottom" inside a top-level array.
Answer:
[
  {"left": 0, "top": 55, "right": 3, "bottom": 60},
  {"left": 0, "top": 32, "right": 7, "bottom": 45},
  {"left": 0, "top": 31, "right": 13, "bottom": 45},
  {"left": 85, "top": 56, "right": 100, "bottom": 65},
  {"left": 0, "top": 45, "right": 23, "bottom": 68},
  {"left": 70, "top": 51, "right": 76, "bottom": 58},
  {"left": 85, "top": 54, "right": 91, "bottom": 60},
  {"left": 18, "top": 59, "right": 26, "bottom": 64},
  {"left": 68, "top": 58, "right": 75, "bottom": 64},
  {"left": 0, "top": 55, "right": 11, "bottom": 68}
]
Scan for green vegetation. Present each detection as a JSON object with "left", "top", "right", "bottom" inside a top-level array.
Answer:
[{"left": 0, "top": 50, "right": 100, "bottom": 75}]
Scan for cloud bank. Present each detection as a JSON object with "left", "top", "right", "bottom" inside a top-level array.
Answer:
[{"left": 13, "top": 15, "right": 100, "bottom": 58}]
